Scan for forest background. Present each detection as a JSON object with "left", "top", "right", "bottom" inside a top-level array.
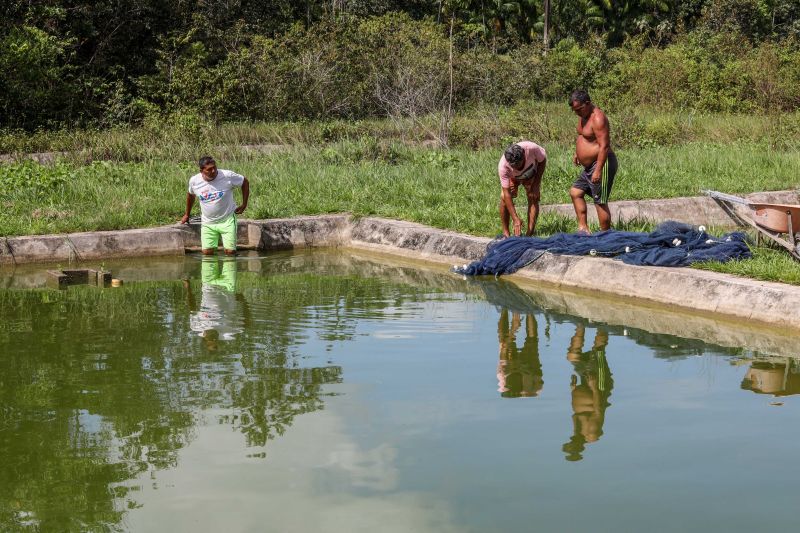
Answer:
[{"left": 3, "top": 0, "right": 800, "bottom": 132}]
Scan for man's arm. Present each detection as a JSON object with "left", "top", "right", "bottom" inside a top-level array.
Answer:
[
  {"left": 180, "top": 193, "right": 196, "bottom": 224},
  {"left": 533, "top": 159, "right": 547, "bottom": 198},
  {"left": 501, "top": 186, "right": 522, "bottom": 236},
  {"left": 591, "top": 113, "right": 610, "bottom": 183},
  {"left": 235, "top": 177, "right": 249, "bottom": 215}
]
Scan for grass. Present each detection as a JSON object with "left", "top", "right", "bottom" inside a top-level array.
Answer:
[
  {"left": 1, "top": 107, "right": 799, "bottom": 285},
  {"left": 695, "top": 244, "right": 800, "bottom": 285},
  {"left": 3, "top": 102, "right": 800, "bottom": 157},
  {"left": 4, "top": 142, "right": 798, "bottom": 236}
]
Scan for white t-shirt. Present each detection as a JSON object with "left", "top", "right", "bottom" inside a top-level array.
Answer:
[
  {"left": 189, "top": 285, "right": 242, "bottom": 341},
  {"left": 188, "top": 169, "right": 245, "bottom": 223}
]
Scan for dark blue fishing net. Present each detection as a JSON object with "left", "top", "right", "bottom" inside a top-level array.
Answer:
[{"left": 455, "top": 221, "right": 751, "bottom": 276}]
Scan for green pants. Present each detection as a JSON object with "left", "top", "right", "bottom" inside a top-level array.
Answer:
[
  {"left": 201, "top": 256, "right": 237, "bottom": 292},
  {"left": 201, "top": 213, "right": 237, "bottom": 251}
]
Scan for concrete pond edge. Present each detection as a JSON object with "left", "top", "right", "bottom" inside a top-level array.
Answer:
[{"left": 2, "top": 212, "right": 800, "bottom": 330}]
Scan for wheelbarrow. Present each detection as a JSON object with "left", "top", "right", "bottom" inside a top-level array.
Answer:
[{"left": 703, "top": 190, "right": 800, "bottom": 261}]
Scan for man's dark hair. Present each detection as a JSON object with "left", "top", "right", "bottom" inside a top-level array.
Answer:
[
  {"left": 569, "top": 90, "right": 591, "bottom": 105},
  {"left": 504, "top": 143, "right": 524, "bottom": 165},
  {"left": 198, "top": 156, "right": 216, "bottom": 168}
]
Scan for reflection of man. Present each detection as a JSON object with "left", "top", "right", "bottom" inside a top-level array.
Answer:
[
  {"left": 187, "top": 257, "right": 244, "bottom": 350},
  {"left": 563, "top": 324, "right": 613, "bottom": 461},
  {"left": 741, "top": 359, "right": 800, "bottom": 396},
  {"left": 497, "top": 309, "right": 543, "bottom": 398}
]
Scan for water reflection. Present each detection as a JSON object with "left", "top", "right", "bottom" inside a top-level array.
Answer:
[
  {"left": 187, "top": 257, "right": 246, "bottom": 349},
  {"left": 741, "top": 358, "right": 800, "bottom": 396},
  {"left": 2, "top": 253, "right": 800, "bottom": 531},
  {"left": 563, "top": 324, "right": 613, "bottom": 462},
  {"left": 496, "top": 309, "right": 543, "bottom": 398},
  {"left": 0, "top": 260, "right": 355, "bottom": 531},
  {"left": 493, "top": 303, "right": 614, "bottom": 461}
]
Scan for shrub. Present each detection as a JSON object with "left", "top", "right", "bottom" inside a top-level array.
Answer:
[{"left": 0, "top": 26, "right": 77, "bottom": 129}]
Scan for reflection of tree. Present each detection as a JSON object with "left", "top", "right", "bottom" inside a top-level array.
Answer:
[
  {"left": 562, "top": 324, "right": 613, "bottom": 462},
  {"left": 496, "top": 309, "right": 543, "bottom": 398},
  {"left": 0, "top": 257, "right": 441, "bottom": 531}
]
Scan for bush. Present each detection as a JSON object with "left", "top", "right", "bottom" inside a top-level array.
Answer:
[
  {"left": 540, "top": 38, "right": 605, "bottom": 100},
  {"left": 598, "top": 31, "right": 800, "bottom": 113},
  {"left": 0, "top": 26, "right": 77, "bottom": 129},
  {"left": 5, "top": 12, "right": 800, "bottom": 132}
]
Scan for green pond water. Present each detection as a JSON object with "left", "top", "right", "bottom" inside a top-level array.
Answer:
[{"left": 1, "top": 250, "right": 799, "bottom": 532}]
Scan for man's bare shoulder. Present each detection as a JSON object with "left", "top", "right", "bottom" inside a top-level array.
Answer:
[{"left": 591, "top": 107, "right": 609, "bottom": 127}]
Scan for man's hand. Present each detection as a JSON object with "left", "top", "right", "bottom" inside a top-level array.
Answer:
[
  {"left": 234, "top": 203, "right": 247, "bottom": 215},
  {"left": 573, "top": 153, "right": 580, "bottom": 166},
  {"left": 512, "top": 218, "right": 522, "bottom": 236},
  {"left": 591, "top": 172, "right": 601, "bottom": 184},
  {"left": 179, "top": 214, "right": 190, "bottom": 224}
]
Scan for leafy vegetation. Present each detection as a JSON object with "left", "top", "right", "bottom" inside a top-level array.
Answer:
[{"left": 2, "top": 1, "right": 800, "bottom": 131}]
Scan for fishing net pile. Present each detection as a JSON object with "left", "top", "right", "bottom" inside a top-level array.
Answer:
[{"left": 454, "top": 221, "right": 751, "bottom": 277}]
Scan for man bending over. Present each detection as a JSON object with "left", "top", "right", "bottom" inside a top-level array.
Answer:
[{"left": 498, "top": 141, "right": 547, "bottom": 237}]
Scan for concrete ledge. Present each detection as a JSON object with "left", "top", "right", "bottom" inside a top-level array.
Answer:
[
  {"left": 342, "top": 218, "right": 800, "bottom": 331},
  {"left": 0, "top": 238, "right": 13, "bottom": 266},
  {"left": 251, "top": 214, "right": 352, "bottom": 250},
  {"left": 477, "top": 274, "right": 800, "bottom": 358},
  {"left": 351, "top": 217, "right": 490, "bottom": 264},
  {"left": 509, "top": 253, "right": 800, "bottom": 330},
  {"left": 68, "top": 227, "right": 186, "bottom": 260},
  {"left": 543, "top": 190, "right": 800, "bottom": 227},
  {"left": 7, "top": 235, "right": 77, "bottom": 264}
]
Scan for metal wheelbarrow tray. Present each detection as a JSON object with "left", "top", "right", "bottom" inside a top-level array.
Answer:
[{"left": 703, "top": 190, "right": 800, "bottom": 261}]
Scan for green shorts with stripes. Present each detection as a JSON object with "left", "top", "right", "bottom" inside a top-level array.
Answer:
[
  {"left": 574, "top": 153, "right": 618, "bottom": 205},
  {"left": 201, "top": 213, "right": 237, "bottom": 251}
]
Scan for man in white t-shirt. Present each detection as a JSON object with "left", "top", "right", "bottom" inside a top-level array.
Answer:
[
  {"left": 497, "top": 141, "right": 547, "bottom": 237},
  {"left": 180, "top": 156, "right": 250, "bottom": 255}
]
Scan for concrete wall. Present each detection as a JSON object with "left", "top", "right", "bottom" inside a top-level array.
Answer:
[
  {"left": 338, "top": 216, "right": 800, "bottom": 330},
  {"left": 542, "top": 190, "right": 799, "bottom": 227}
]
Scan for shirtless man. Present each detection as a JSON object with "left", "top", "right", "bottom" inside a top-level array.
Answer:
[{"left": 569, "top": 90, "right": 618, "bottom": 234}]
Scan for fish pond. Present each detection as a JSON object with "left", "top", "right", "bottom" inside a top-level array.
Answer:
[{"left": 1, "top": 250, "right": 798, "bottom": 532}]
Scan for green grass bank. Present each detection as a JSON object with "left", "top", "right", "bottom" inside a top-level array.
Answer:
[{"left": 2, "top": 107, "right": 799, "bottom": 284}]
